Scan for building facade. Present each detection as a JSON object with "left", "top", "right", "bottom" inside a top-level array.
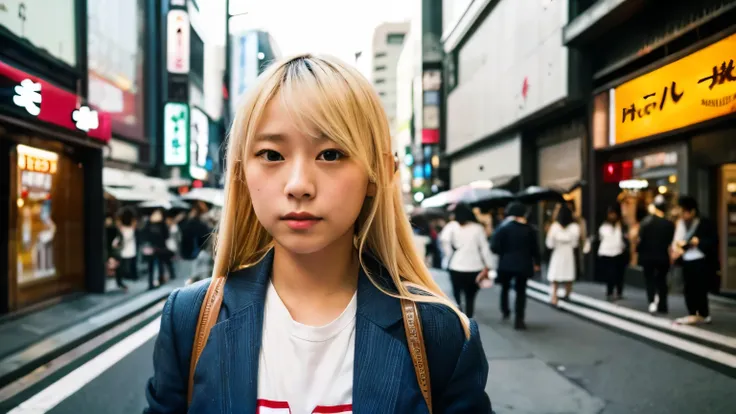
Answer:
[
  {"left": 369, "top": 22, "right": 410, "bottom": 140},
  {"left": 442, "top": 0, "right": 586, "bottom": 224},
  {"left": 0, "top": 0, "right": 112, "bottom": 313},
  {"left": 568, "top": 0, "right": 736, "bottom": 292}
]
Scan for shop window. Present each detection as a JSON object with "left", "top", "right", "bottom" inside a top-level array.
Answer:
[{"left": 10, "top": 144, "right": 85, "bottom": 309}]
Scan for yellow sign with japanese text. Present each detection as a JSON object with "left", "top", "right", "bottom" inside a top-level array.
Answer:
[{"left": 612, "top": 33, "right": 736, "bottom": 145}]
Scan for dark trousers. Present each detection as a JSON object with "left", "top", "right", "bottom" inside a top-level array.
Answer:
[
  {"left": 449, "top": 270, "right": 480, "bottom": 318},
  {"left": 499, "top": 272, "right": 528, "bottom": 322},
  {"left": 117, "top": 257, "right": 137, "bottom": 287},
  {"left": 147, "top": 254, "right": 176, "bottom": 289},
  {"left": 682, "top": 259, "right": 710, "bottom": 318},
  {"left": 643, "top": 262, "right": 669, "bottom": 313},
  {"left": 599, "top": 255, "right": 626, "bottom": 297}
]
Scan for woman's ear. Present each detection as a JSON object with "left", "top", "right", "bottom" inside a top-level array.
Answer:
[{"left": 366, "top": 153, "right": 398, "bottom": 198}]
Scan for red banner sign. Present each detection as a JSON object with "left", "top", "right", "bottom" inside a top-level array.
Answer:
[{"left": 0, "top": 60, "right": 112, "bottom": 143}]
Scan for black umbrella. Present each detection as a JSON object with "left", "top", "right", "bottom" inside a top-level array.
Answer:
[
  {"left": 473, "top": 188, "right": 515, "bottom": 209},
  {"left": 410, "top": 207, "right": 447, "bottom": 220},
  {"left": 515, "top": 186, "right": 565, "bottom": 204}
]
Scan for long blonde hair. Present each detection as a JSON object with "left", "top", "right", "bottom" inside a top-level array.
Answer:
[{"left": 213, "top": 54, "right": 470, "bottom": 337}]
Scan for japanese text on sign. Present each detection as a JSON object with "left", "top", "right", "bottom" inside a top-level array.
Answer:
[{"left": 611, "top": 33, "right": 736, "bottom": 145}]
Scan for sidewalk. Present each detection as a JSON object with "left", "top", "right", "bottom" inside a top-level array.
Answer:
[
  {"left": 0, "top": 261, "right": 191, "bottom": 388},
  {"left": 530, "top": 278, "right": 736, "bottom": 337},
  {"left": 430, "top": 269, "right": 606, "bottom": 414}
]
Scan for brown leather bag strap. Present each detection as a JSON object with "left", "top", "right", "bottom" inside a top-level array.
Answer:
[
  {"left": 187, "top": 276, "right": 226, "bottom": 405},
  {"left": 401, "top": 298, "right": 432, "bottom": 414}
]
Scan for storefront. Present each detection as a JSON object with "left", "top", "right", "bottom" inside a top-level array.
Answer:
[
  {"left": 0, "top": 60, "right": 112, "bottom": 314},
  {"left": 590, "top": 30, "right": 736, "bottom": 292},
  {"left": 534, "top": 117, "right": 586, "bottom": 230},
  {"left": 449, "top": 135, "right": 521, "bottom": 188}
]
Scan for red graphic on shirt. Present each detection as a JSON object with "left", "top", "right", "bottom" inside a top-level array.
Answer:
[{"left": 256, "top": 399, "right": 353, "bottom": 414}]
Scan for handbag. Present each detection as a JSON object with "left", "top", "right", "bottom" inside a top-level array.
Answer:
[
  {"left": 187, "top": 276, "right": 433, "bottom": 413},
  {"left": 670, "top": 219, "right": 700, "bottom": 265}
]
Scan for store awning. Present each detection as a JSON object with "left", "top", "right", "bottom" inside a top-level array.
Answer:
[
  {"left": 102, "top": 167, "right": 168, "bottom": 192},
  {"left": 104, "top": 187, "right": 176, "bottom": 202}
]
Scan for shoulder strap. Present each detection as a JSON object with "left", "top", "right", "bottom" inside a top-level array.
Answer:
[
  {"left": 187, "top": 276, "right": 226, "bottom": 405},
  {"left": 186, "top": 280, "right": 433, "bottom": 413},
  {"left": 401, "top": 298, "right": 433, "bottom": 414}
]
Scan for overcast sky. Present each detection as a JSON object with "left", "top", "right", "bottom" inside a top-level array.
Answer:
[{"left": 229, "top": 0, "right": 415, "bottom": 63}]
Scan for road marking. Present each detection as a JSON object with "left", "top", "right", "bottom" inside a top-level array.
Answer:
[
  {"left": 526, "top": 280, "right": 736, "bottom": 351},
  {"left": 525, "top": 289, "right": 736, "bottom": 369},
  {"left": 7, "top": 317, "right": 161, "bottom": 413}
]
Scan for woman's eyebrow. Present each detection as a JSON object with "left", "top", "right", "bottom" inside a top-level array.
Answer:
[{"left": 254, "top": 133, "right": 286, "bottom": 143}]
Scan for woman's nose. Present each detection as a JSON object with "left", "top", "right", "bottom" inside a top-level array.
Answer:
[{"left": 283, "top": 160, "right": 316, "bottom": 200}]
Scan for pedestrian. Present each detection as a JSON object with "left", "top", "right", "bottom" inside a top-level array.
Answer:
[
  {"left": 113, "top": 207, "right": 138, "bottom": 290},
  {"left": 546, "top": 203, "right": 580, "bottom": 305},
  {"left": 144, "top": 54, "right": 491, "bottom": 413},
  {"left": 597, "top": 204, "right": 628, "bottom": 301},
  {"left": 491, "top": 202, "right": 541, "bottom": 330},
  {"left": 439, "top": 203, "right": 495, "bottom": 318},
  {"left": 142, "top": 209, "right": 174, "bottom": 289},
  {"left": 638, "top": 195, "right": 675, "bottom": 314},
  {"left": 671, "top": 195, "right": 718, "bottom": 324}
]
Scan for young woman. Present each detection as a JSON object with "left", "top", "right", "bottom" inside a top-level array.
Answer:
[
  {"left": 145, "top": 55, "right": 491, "bottom": 414},
  {"left": 597, "top": 205, "right": 627, "bottom": 301},
  {"left": 440, "top": 203, "right": 494, "bottom": 318},
  {"left": 545, "top": 203, "right": 580, "bottom": 305}
]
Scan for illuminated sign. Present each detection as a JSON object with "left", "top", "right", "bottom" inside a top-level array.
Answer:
[
  {"left": 189, "top": 107, "right": 209, "bottom": 180},
  {"left": 611, "top": 33, "right": 736, "bottom": 145},
  {"left": 72, "top": 106, "right": 100, "bottom": 132},
  {"left": 0, "top": 60, "right": 111, "bottom": 142},
  {"left": 13, "top": 79, "right": 42, "bottom": 116},
  {"left": 164, "top": 102, "right": 189, "bottom": 166},
  {"left": 17, "top": 145, "right": 59, "bottom": 174},
  {"left": 166, "top": 10, "right": 191, "bottom": 74}
]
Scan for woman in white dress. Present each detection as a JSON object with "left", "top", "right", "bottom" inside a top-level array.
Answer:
[{"left": 546, "top": 204, "right": 580, "bottom": 305}]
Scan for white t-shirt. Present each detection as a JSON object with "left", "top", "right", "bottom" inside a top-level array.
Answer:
[
  {"left": 439, "top": 221, "right": 495, "bottom": 272},
  {"left": 257, "top": 282, "right": 356, "bottom": 414},
  {"left": 119, "top": 227, "right": 137, "bottom": 259},
  {"left": 598, "top": 222, "right": 625, "bottom": 257}
]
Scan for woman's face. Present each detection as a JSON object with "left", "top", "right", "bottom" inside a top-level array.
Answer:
[{"left": 245, "top": 96, "right": 370, "bottom": 255}]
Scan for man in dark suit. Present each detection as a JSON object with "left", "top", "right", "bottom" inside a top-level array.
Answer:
[
  {"left": 637, "top": 195, "right": 675, "bottom": 314},
  {"left": 491, "top": 202, "right": 541, "bottom": 330}
]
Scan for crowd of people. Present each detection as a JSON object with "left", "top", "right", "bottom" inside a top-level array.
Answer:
[
  {"left": 412, "top": 193, "right": 719, "bottom": 329},
  {"left": 103, "top": 201, "right": 217, "bottom": 291}
]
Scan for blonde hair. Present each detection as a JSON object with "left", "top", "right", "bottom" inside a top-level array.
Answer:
[{"left": 213, "top": 54, "right": 470, "bottom": 337}]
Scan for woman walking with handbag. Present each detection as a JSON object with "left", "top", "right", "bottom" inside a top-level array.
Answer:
[
  {"left": 439, "top": 203, "right": 495, "bottom": 318},
  {"left": 144, "top": 55, "right": 492, "bottom": 414}
]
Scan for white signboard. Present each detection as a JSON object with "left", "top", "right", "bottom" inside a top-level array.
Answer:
[
  {"left": 164, "top": 102, "right": 189, "bottom": 166},
  {"left": 0, "top": 0, "right": 77, "bottom": 66},
  {"left": 189, "top": 107, "right": 209, "bottom": 180},
  {"left": 166, "top": 10, "right": 191, "bottom": 74}
]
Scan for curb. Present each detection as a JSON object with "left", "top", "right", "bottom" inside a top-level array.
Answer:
[
  {"left": 0, "top": 286, "right": 175, "bottom": 389},
  {"left": 524, "top": 280, "right": 736, "bottom": 354}
]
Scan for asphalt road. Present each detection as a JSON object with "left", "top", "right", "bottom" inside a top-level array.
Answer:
[{"left": 10, "top": 272, "right": 734, "bottom": 414}]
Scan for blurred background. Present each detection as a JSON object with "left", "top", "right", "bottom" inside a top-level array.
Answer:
[{"left": 0, "top": 0, "right": 736, "bottom": 413}]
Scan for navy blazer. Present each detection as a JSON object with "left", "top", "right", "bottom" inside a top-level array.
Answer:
[{"left": 144, "top": 250, "right": 492, "bottom": 413}]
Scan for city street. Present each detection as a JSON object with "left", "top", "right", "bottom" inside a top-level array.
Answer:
[{"left": 4, "top": 271, "right": 734, "bottom": 414}]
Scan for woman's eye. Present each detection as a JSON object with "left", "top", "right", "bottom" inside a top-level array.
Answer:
[
  {"left": 256, "top": 150, "right": 284, "bottom": 162},
  {"left": 318, "top": 149, "right": 345, "bottom": 162}
]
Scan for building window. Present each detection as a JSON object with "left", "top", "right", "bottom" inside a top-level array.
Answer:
[
  {"left": 375, "top": 52, "right": 387, "bottom": 59},
  {"left": 375, "top": 65, "right": 386, "bottom": 72},
  {"left": 375, "top": 79, "right": 386, "bottom": 84},
  {"left": 386, "top": 33, "right": 405, "bottom": 45}
]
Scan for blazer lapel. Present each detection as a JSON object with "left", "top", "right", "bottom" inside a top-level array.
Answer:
[
  {"left": 352, "top": 259, "right": 406, "bottom": 414},
  {"left": 219, "top": 250, "right": 273, "bottom": 413}
]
